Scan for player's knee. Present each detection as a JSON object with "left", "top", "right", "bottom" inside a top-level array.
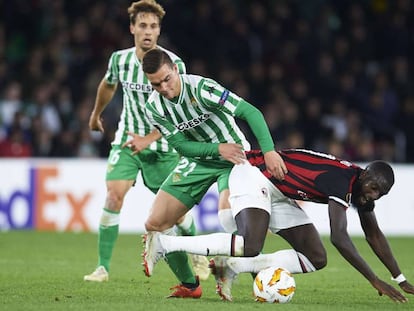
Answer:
[
  {"left": 105, "top": 191, "right": 124, "bottom": 211},
  {"left": 243, "top": 247, "right": 261, "bottom": 257},
  {"left": 144, "top": 220, "right": 162, "bottom": 232},
  {"left": 145, "top": 217, "right": 175, "bottom": 232},
  {"left": 311, "top": 252, "right": 327, "bottom": 270},
  {"left": 243, "top": 240, "right": 263, "bottom": 257}
]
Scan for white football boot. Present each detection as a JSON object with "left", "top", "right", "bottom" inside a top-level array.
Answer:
[
  {"left": 84, "top": 266, "right": 109, "bottom": 282},
  {"left": 190, "top": 254, "right": 211, "bottom": 281},
  {"left": 209, "top": 256, "right": 237, "bottom": 301},
  {"left": 142, "top": 231, "right": 165, "bottom": 277}
]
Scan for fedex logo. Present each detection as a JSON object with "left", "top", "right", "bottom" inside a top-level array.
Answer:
[{"left": 0, "top": 166, "right": 92, "bottom": 231}]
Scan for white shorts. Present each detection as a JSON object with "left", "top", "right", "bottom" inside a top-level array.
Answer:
[{"left": 228, "top": 161, "right": 312, "bottom": 233}]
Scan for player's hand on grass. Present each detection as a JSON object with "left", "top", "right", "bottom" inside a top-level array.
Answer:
[
  {"left": 263, "top": 150, "right": 288, "bottom": 180},
  {"left": 371, "top": 278, "right": 408, "bottom": 303},
  {"left": 399, "top": 280, "right": 414, "bottom": 295},
  {"left": 218, "top": 143, "right": 245, "bottom": 164}
]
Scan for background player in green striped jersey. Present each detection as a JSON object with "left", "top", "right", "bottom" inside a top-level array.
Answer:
[
  {"left": 139, "top": 48, "right": 288, "bottom": 280},
  {"left": 84, "top": 1, "right": 207, "bottom": 297}
]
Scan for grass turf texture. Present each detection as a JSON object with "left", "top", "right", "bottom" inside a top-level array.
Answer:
[{"left": 1, "top": 231, "right": 413, "bottom": 310}]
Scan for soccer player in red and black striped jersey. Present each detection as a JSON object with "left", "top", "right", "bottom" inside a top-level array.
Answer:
[
  {"left": 146, "top": 148, "right": 414, "bottom": 302},
  {"left": 247, "top": 148, "right": 372, "bottom": 207},
  {"left": 208, "top": 148, "right": 413, "bottom": 302}
]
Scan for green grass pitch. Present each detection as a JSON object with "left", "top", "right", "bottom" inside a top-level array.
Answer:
[{"left": 1, "top": 231, "right": 413, "bottom": 310}]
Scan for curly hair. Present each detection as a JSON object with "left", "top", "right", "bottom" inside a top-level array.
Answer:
[{"left": 128, "top": 0, "right": 166, "bottom": 24}]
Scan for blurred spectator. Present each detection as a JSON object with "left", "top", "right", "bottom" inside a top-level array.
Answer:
[
  {"left": 0, "top": 126, "right": 32, "bottom": 157},
  {"left": 0, "top": 81, "right": 24, "bottom": 129},
  {"left": 26, "top": 82, "right": 62, "bottom": 136},
  {"left": 398, "top": 96, "right": 414, "bottom": 162}
]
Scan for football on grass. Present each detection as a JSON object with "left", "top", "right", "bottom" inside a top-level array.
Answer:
[{"left": 253, "top": 266, "right": 296, "bottom": 303}]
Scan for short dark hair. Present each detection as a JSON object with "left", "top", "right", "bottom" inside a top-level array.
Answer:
[
  {"left": 142, "top": 49, "right": 173, "bottom": 74},
  {"left": 365, "top": 160, "right": 395, "bottom": 194}
]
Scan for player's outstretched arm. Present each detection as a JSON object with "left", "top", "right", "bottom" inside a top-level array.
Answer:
[
  {"left": 358, "top": 210, "right": 414, "bottom": 297},
  {"left": 328, "top": 201, "right": 407, "bottom": 303}
]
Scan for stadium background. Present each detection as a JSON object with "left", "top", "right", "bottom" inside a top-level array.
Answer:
[{"left": 1, "top": 1, "right": 414, "bottom": 234}]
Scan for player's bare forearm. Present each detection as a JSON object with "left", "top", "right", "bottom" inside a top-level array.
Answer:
[
  {"left": 366, "top": 233, "right": 402, "bottom": 279},
  {"left": 359, "top": 211, "right": 404, "bottom": 279},
  {"left": 330, "top": 204, "right": 408, "bottom": 302},
  {"left": 89, "top": 79, "right": 117, "bottom": 132},
  {"left": 328, "top": 202, "right": 378, "bottom": 282}
]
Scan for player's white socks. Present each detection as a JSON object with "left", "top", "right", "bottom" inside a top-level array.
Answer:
[
  {"left": 226, "top": 249, "right": 316, "bottom": 274},
  {"left": 159, "top": 233, "right": 244, "bottom": 256},
  {"left": 218, "top": 209, "right": 237, "bottom": 233},
  {"left": 100, "top": 208, "right": 120, "bottom": 227},
  {"left": 175, "top": 212, "right": 195, "bottom": 234},
  {"left": 177, "top": 212, "right": 194, "bottom": 230}
]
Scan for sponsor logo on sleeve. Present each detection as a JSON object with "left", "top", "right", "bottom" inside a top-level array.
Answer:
[{"left": 219, "top": 90, "right": 229, "bottom": 105}]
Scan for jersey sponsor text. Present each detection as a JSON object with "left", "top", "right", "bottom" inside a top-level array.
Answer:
[
  {"left": 176, "top": 113, "right": 210, "bottom": 131},
  {"left": 121, "top": 81, "right": 152, "bottom": 92}
]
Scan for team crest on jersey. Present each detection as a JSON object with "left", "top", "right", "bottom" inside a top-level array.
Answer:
[
  {"left": 162, "top": 111, "right": 171, "bottom": 119},
  {"left": 190, "top": 96, "right": 198, "bottom": 107},
  {"left": 297, "top": 190, "right": 309, "bottom": 200},
  {"left": 107, "top": 164, "right": 114, "bottom": 173},
  {"left": 172, "top": 173, "right": 181, "bottom": 182}
]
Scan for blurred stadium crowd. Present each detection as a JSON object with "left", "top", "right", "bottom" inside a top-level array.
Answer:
[{"left": 1, "top": 0, "right": 414, "bottom": 162}]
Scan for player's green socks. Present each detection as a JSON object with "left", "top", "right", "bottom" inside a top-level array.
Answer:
[
  {"left": 165, "top": 251, "right": 196, "bottom": 284},
  {"left": 176, "top": 213, "right": 196, "bottom": 236},
  {"left": 98, "top": 209, "right": 120, "bottom": 272},
  {"left": 162, "top": 227, "right": 196, "bottom": 284}
]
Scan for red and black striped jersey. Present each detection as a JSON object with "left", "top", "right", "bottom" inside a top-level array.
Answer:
[{"left": 246, "top": 149, "right": 363, "bottom": 208}]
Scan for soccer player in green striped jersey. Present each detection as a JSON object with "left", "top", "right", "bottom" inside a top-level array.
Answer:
[
  {"left": 140, "top": 49, "right": 288, "bottom": 279},
  {"left": 84, "top": 1, "right": 206, "bottom": 297}
]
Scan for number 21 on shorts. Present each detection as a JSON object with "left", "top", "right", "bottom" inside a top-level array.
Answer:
[{"left": 174, "top": 157, "right": 196, "bottom": 177}]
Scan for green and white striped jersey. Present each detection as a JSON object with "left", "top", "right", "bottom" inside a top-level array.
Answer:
[
  {"left": 145, "top": 74, "right": 251, "bottom": 160},
  {"left": 104, "top": 45, "right": 185, "bottom": 152}
]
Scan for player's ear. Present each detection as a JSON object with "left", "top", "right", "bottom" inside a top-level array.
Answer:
[{"left": 130, "top": 23, "right": 135, "bottom": 35}]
